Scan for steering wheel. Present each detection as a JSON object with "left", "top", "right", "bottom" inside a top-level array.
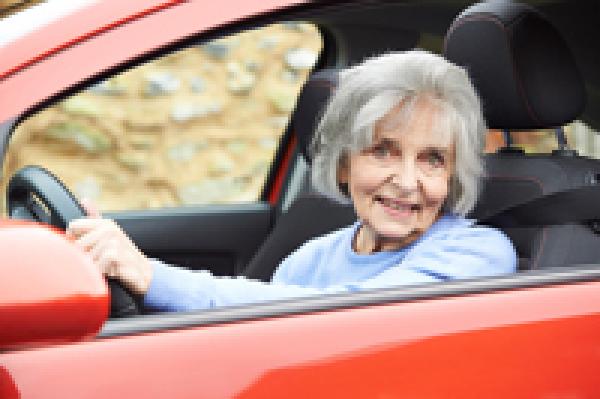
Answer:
[{"left": 7, "top": 165, "right": 140, "bottom": 318}]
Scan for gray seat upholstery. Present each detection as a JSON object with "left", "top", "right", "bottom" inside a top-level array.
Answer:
[
  {"left": 243, "top": 71, "right": 355, "bottom": 282},
  {"left": 445, "top": 0, "right": 600, "bottom": 270}
]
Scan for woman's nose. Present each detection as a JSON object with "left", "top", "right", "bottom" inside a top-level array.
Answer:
[{"left": 387, "top": 160, "right": 419, "bottom": 191}]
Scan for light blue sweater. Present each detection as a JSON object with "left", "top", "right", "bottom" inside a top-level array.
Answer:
[{"left": 144, "top": 214, "right": 517, "bottom": 312}]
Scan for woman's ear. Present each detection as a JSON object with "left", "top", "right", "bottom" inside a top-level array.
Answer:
[
  {"left": 337, "top": 155, "right": 350, "bottom": 196},
  {"left": 337, "top": 155, "right": 349, "bottom": 184}
]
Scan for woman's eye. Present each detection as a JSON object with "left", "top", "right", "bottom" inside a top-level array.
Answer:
[
  {"left": 369, "top": 144, "right": 391, "bottom": 158},
  {"left": 424, "top": 151, "right": 445, "bottom": 167}
]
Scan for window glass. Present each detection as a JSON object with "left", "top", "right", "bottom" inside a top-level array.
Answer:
[
  {"left": 485, "top": 120, "right": 600, "bottom": 156},
  {"left": 4, "top": 23, "right": 322, "bottom": 211}
]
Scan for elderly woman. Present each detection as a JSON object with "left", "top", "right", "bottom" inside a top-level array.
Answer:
[{"left": 67, "top": 50, "right": 517, "bottom": 312}]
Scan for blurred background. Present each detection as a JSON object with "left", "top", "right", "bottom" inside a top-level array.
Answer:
[{"left": 2, "top": 1, "right": 323, "bottom": 211}]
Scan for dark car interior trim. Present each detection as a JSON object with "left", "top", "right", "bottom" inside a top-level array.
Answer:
[
  {"left": 0, "top": 118, "right": 17, "bottom": 163},
  {"left": 108, "top": 203, "right": 275, "bottom": 276}
]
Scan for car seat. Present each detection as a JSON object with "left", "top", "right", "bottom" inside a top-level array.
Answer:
[
  {"left": 444, "top": 0, "right": 600, "bottom": 270},
  {"left": 243, "top": 70, "right": 355, "bottom": 281},
  {"left": 243, "top": 0, "right": 600, "bottom": 281}
]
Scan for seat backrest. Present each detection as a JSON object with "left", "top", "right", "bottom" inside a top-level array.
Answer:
[
  {"left": 243, "top": 71, "right": 355, "bottom": 281},
  {"left": 243, "top": 193, "right": 355, "bottom": 281},
  {"left": 474, "top": 155, "right": 600, "bottom": 270},
  {"left": 445, "top": 0, "right": 600, "bottom": 270}
]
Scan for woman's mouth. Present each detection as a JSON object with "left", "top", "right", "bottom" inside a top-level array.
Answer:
[{"left": 374, "top": 195, "right": 422, "bottom": 217}]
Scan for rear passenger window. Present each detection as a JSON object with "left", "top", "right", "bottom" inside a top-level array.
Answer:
[
  {"left": 3, "top": 23, "right": 322, "bottom": 212},
  {"left": 485, "top": 121, "right": 600, "bottom": 156}
]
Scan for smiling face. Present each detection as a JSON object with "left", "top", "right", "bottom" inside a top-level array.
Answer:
[{"left": 340, "top": 96, "right": 455, "bottom": 254}]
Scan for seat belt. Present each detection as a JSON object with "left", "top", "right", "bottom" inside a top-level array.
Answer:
[{"left": 481, "top": 185, "right": 600, "bottom": 228}]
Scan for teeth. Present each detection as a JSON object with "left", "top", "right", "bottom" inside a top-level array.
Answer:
[
  {"left": 390, "top": 202, "right": 406, "bottom": 210},
  {"left": 378, "top": 197, "right": 419, "bottom": 211},
  {"left": 385, "top": 199, "right": 407, "bottom": 210}
]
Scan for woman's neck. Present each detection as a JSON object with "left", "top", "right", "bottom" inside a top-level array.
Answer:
[
  {"left": 352, "top": 217, "right": 439, "bottom": 255},
  {"left": 353, "top": 223, "right": 422, "bottom": 254}
]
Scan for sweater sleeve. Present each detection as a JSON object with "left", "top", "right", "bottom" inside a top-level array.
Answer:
[
  {"left": 144, "top": 224, "right": 517, "bottom": 312},
  {"left": 144, "top": 235, "right": 331, "bottom": 312},
  {"left": 351, "top": 225, "right": 517, "bottom": 290},
  {"left": 143, "top": 259, "right": 325, "bottom": 312}
]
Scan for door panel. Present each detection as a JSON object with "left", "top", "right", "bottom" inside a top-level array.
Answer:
[
  {"left": 2, "top": 280, "right": 599, "bottom": 398},
  {"left": 109, "top": 202, "right": 273, "bottom": 276}
]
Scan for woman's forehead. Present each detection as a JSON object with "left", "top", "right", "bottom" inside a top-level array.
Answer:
[{"left": 373, "top": 96, "right": 455, "bottom": 148}]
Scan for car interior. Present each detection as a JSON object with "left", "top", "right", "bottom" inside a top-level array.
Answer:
[
  {"left": 4, "top": 0, "right": 600, "bottom": 320},
  {"left": 245, "top": 0, "right": 600, "bottom": 280}
]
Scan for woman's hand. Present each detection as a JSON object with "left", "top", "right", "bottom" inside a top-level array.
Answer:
[{"left": 66, "top": 201, "right": 153, "bottom": 295}]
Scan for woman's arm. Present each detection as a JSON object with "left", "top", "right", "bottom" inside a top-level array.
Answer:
[
  {"left": 143, "top": 260, "right": 325, "bottom": 312},
  {"left": 144, "top": 224, "right": 517, "bottom": 312},
  {"left": 68, "top": 214, "right": 516, "bottom": 312}
]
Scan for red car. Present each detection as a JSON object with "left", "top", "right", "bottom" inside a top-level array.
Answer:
[{"left": 1, "top": 0, "right": 599, "bottom": 397}]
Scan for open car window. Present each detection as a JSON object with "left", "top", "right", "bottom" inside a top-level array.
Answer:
[{"left": 3, "top": 22, "right": 322, "bottom": 212}]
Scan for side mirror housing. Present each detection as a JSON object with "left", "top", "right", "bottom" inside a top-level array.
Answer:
[{"left": 0, "top": 220, "right": 108, "bottom": 350}]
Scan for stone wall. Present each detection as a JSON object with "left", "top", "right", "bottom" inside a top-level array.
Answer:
[
  {"left": 0, "top": 0, "right": 43, "bottom": 17},
  {"left": 5, "top": 23, "right": 322, "bottom": 211}
]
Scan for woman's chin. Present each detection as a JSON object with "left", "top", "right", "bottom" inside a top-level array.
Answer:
[{"left": 370, "top": 223, "right": 422, "bottom": 247}]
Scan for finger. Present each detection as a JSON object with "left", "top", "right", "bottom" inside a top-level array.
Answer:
[
  {"left": 80, "top": 197, "right": 102, "bottom": 218},
  {"left": 88, "top": 238, "right": 110, "bottom": 263},
  {"left": 75, "top": 226, "right": 111, "bottom": 252},
  {"left": 96, "top": 248, "right": 120, "bottom": 278},
  {"left": 67, "top": 217, "right": 103, "bottom": 238},
  {"left": 68, "top": 217, "right": 117, "bottom": 240},
  {"left": 96, "top": 255, "right": 114, "bottom": 277}
]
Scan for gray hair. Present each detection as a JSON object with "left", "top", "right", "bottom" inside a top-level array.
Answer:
[{"left": 311, "top": 50, "right": 485, "bottom": 216}]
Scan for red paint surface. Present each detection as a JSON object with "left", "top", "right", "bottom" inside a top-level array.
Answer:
[
  {"left": 1, "top": 281, "right": 599, "bottom": 398},
  {"left": 0, "top": 0, "right": 306, "bottom": 122},
  {"left": 0, "top": 0, "right": 186, "bottom": 81},
  {"left": 0, "top": 220, "right": 108, "bottom": 351}
]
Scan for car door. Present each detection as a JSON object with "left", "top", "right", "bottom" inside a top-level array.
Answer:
[
  {"left": 1, "top": 1, "right": 600, "bottom": 398},
  {"left": 0, "top": 0, "right": 323, "bottom": 277},
  {"left": 2, "top": 269, "right": 600, "bottom": 398}
]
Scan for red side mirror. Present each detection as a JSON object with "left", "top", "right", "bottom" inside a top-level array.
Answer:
[{"left": 0, "top": 220, "right": 108, "bottom": 350}]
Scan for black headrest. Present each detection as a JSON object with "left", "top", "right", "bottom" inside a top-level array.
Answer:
[
  {"left": 444, "top": 1, "right": 585, "bottom": 130},
  {"left": 292, "top": 69, "right": 338, "bottom": 162}
]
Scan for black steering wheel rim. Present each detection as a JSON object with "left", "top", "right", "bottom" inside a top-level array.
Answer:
[
  {"left": 7, "top": 165, "right": 140, "bottom": 318},
  {"left": 8, "top": 165, "right": 86, "bottom": 230}
]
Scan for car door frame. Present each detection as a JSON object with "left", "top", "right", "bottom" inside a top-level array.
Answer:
[{"left": 0, "top": 0, "right": 322, "bottom": 276}]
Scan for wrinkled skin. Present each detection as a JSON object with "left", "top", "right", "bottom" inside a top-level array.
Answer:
[
  {"left": 340, "top": 96, "right": 455, "bottom": 254},
  {"left": 67, "top": 202, "right": 153, "bottom": 295}
]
